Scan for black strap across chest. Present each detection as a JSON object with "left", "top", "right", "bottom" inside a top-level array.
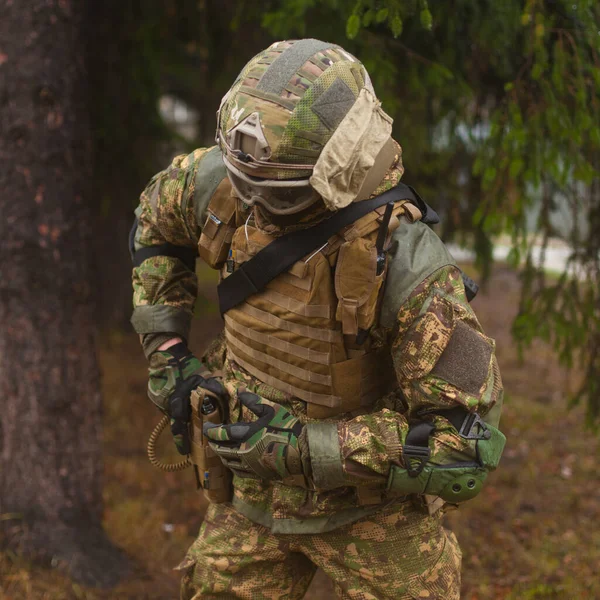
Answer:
[{"left": 217, "top": 183, "right": 437, "bottom": 315}]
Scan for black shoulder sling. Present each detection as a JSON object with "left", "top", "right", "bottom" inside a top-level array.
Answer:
[{"left": 217, "top": 183, "right": 440, "bottom": 315}]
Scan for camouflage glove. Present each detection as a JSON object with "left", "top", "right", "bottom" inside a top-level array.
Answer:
[
  {"left": 148, "top": 342, "right": 204, "bottom": 411},
  {"left": 203, "top": 392, "right": 306, "bottom": 482},
  {"left": 148, "top": 342, "right": 226, "bottom": 454}
]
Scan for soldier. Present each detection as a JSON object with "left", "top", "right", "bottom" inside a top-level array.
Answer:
[{"left": 131, "top": 39, "right": 505, "bottom": 600}]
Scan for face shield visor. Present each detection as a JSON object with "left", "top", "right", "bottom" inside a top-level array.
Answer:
[{"left": 222, "top": 155, "right": 321, "bottom": 215}]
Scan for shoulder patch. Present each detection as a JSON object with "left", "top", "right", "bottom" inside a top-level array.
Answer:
[{"left": 431, "top": 321, "right": 493, "bottom": 397}]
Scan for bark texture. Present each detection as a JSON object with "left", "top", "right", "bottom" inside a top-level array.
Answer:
[{"left": 0, "top": 0, "right": 126, "bottom": 586}]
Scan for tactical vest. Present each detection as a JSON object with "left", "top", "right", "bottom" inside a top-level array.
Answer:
[{"left": 199, "top": 189, "right": 422, "bottom": 419}]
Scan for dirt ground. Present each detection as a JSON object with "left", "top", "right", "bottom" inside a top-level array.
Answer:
[{"left": 1, "top": 265, "right": 599, "bottom": 599}]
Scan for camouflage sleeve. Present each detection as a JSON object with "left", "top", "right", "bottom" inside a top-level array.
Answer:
[
  {"left": 307, "top": 264, "right": 504, "bottom": 490},
  {"left": 391, "top": 265, "right": 503, "bottom": 421},
  {"left": 131, "top": 147, "right": 227, "bottom": 354}
]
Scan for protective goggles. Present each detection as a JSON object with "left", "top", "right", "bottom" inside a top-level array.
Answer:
[{"left": 222, "top": 155, "right": 321, "bottom": 215}]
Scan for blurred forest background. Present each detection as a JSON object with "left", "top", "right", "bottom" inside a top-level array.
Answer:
[{"left": 1, "top": 0, "right": 599, "bottom": 598}]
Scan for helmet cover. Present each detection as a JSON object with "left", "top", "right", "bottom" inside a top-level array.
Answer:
[{"left": 216, "top": 39, "right": 395, "bottom": 213}]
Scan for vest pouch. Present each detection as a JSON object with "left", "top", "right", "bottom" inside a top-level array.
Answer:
[
  {"left": 199, "top": 192, "right": 238, "bottom": 269},
  {"left": 334, "top": 238, "right": 378, "bottom": 336},
  {"left": 357, "top": 271, "right": 385, "bottom": 333},
  {"left": 307, "top": 347, "right": 395, "bottom": 419}
]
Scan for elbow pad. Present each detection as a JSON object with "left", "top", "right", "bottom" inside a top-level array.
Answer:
[{"left": 387, "top": 411, "right": 506, "bottom": 503}]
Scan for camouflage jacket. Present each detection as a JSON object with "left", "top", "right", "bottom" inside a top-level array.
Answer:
[{"left": 131, "top": 146, "right": 504, "bottom": 534}]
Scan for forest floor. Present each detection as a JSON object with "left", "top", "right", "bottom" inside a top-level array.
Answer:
[{"left": 1, "top": 264, "right": 600, "bottom": 600}]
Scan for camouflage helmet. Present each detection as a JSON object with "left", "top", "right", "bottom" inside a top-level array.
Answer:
[{"left": 216, "top": 39, "right": 395, "bottom": 214}]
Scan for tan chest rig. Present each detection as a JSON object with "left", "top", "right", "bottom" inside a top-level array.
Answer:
[{"left": 199, "top": 192, "right": 421, "bottom": 419}]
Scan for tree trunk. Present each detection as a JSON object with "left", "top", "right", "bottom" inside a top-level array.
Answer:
[{"left": 0, "top": 0, "right": 127, "bottom": 586}]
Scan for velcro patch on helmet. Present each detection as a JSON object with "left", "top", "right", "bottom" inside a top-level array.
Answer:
[
  {"left": 257, "top": 39, "right": 336, "bottom": 96},
  {"left": 311, "top": 78, "right": 357, "bottom": 131}
]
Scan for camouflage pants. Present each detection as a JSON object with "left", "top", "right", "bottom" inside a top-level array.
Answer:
[{"left": 178, "top": 501, "right": 462, "bottom": 599}]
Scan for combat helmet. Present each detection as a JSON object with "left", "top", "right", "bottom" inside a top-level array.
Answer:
[{"left": 216, "top": 39, "right": 398, "bottom": 215}]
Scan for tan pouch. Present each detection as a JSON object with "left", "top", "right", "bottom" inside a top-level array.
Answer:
[
  {"left": 334, "top": 237, "right": 380, "bottom": 336},
  {"left": 356, "top": 271, "right": 385, "bottom": 333},
  {"left": 334, "top": 203, "right": 409, "bottom": 335},
  {"left": 198, "top": 185, "right": 238, "bottom": 269},
  {"left": 307, "top": 347, "right": 395, "bottom": 419}
]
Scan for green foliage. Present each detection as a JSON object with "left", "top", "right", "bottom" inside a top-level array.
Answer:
[
  {"left": 472, "top": 0, "right": 600, "bottom": 425},
  {"left": 390, "top": 15, "right": 403, "bottom": 38},
  {"left": 419, "top": 8, "right": 432, "bottom": 31},
  {"left": 375, "top": 8, "right": 389, "bottom": 23},
  {"left": 346, "top": 13, "right": 361, "bottom": 39},
  {"left": 342, "top": 0, "right": 431, "bottom": 40}
]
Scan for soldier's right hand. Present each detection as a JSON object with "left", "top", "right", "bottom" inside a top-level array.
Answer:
[{"left": 147, "top": 342, "right": 226, "bottom": 454}]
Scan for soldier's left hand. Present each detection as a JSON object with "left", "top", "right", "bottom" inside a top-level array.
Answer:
[{"left": 203, "top": 392, "right": 306, "bottom": 482}]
